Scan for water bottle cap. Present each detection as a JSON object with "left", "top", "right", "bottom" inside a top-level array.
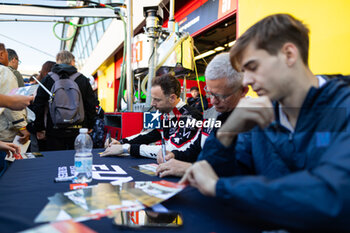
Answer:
[{"left": 79, "top": 128, "right": 88, "bottom": 133}]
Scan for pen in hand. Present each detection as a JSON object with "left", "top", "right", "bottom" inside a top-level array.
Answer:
[
  {"left": 105, "top": 131, "right": 111, "bottom": 147},
  {"left": 160, "top": 131, "right": 166, "bottom": 162}
]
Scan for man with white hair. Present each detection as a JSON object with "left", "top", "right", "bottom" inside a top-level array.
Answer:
[{"left": 156, "top": 52, "right": 247, "bottom": 177}]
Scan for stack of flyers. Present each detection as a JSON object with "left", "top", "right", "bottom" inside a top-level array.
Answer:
[
  {"left": 35, "top": 183, "right": 143, "bottom": 223},
  {"left": 35, "top": 181, "right": 185, "bottom": 223}
]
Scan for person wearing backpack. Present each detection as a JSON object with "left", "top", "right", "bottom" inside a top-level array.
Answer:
[{"left": 32, "top": 50, "right": 96, "bottom": 151}]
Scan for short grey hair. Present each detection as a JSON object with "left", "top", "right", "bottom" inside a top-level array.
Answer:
[
  {"left": 204, "top": 52, "right": 243, "bottom": 87},
  {"left": 56, "top": 50, "right": 75, "bottom": 65}
]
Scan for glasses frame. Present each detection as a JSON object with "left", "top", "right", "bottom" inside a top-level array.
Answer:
[
  {"left": 15, "top": 57, "right": 21, "bottom": 65},
  {"left": 204, "top": 85, "right": 241, "bottom": 101}
]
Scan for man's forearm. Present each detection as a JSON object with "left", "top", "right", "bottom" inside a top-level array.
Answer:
[
  {"left": 216, "top": 128, "right": 238, "bottom": 147},
  {"left": 0, "top": 94, "right": 13, "bottom": 108}
]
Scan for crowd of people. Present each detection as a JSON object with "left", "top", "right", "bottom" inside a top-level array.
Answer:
[
  {"left": 0, "top": 47, "right": 98, "bottom": 171},
  {"left": 1, "top": 13, "right": 350, "bottom": 231}
]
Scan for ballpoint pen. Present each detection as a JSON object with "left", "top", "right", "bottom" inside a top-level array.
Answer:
[
  {"left": 160, "top": 130, "right": 166, "bottom": 162},
  {"left": 106, "top": 130, "right": 111, "bottom": 145}
]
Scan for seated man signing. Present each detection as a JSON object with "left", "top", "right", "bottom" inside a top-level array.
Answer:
[
  {"left": 156, "top": 53, "right": 247, "bottom": 177},
  {"left": 180, "top": 14, "right": 350, "bottom": 231},
  {"left": 102, "top": 73, "right": 202, "bottom": 159}
]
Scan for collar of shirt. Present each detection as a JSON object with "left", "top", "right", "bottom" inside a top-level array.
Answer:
[{"left": 279, "top": 75, "right": 327, "bottom": 133}]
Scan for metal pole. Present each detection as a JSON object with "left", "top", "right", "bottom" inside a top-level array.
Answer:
[
  {"left": 126, "top": 0, "right": 133, "bottom": 111},
  {"left": 0, "top": 5, "right": 118, "bottom": 18},
  {"left": 145, "top": 38, "right": 157, "bottom": 108},
  {"left": 137, "top": 76, "right": 141, "bottom": 103},
  {"left": 183, "top": 75, "right": 187, "bottom": 102},
  {"left": 144, "top": 7, "right": 160, "bottom": 109},
  {"left": 168, "top": 0, "right": 175, "bottom": 32}
]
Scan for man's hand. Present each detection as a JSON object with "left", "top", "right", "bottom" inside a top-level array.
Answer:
[
  {"left": 1, "top": 95, "right": 34, "bottom": 110},
  {"left": 18, "top": 129, "right": 30, "bottom": 144},
  {"left": 0, "top": 141, "right": 20, "bottom": 157},
  {"left": 104, "top": 137, "right": 120, "bottom": 148},
  {"left": 217, "top": 96, "right": 274, "bottom": 146},
  {"left": 37, "top": 130, "right": 46, "bottom": 140},
  {"left": 156, "top": 150, "right": 175, "bottom": 164},
  {"left": 156, "top": 159, "right": 191, "bottom": 178},
  {"left": 100, "top": 144, "right": 125, "bottom": 157},
  {"left": 179, "top": 160, "right": 218, "bottom": 197}
]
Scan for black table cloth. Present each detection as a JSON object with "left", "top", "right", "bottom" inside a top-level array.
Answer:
[{"left": 0, "top": 149, "right": 275, "bottom": 233}]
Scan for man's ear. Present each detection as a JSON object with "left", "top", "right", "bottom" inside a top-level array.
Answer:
[
  {"left": 0, "top": 51, "right": 6, "bottom": 63},
  {"left": 281, "top": 42, "right": 298, "bottom": 67},
  {"left": 169, "top": 94, "right": 177, "bottom": 103}
]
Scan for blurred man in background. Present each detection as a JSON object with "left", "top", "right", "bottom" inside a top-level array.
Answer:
[{"left": 7, "top": 48, "right": 24, "bottom": 87}]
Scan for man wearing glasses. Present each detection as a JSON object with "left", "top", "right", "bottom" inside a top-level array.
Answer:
[
  {"left": 7, "top": 49, "right": 24, "bottom": 87},
  {"left": 156, "top": 53, "right": 247, "bottom": 177}
]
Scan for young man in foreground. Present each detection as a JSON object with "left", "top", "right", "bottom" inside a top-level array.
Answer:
[{"left": 181, "top": 14, "right": 350, "bottom": 231}]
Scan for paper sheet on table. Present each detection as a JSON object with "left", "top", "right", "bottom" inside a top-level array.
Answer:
[
  {"left": 131, "top": 163, "right": 158, "bottom": 176},
  {"left": 122, "top": 180, "right": 185, "bottom": 207},
  {"left": 110, "top": 176, "right": 133, "bottom": 186}
]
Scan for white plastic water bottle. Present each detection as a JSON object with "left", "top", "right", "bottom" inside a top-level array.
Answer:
[{"left": 74, "top": 128, "right": 93, "bottom": 183}]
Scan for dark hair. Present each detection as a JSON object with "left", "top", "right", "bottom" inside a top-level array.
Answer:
[
  {"left": 190, "top": 86, "right": 199, "bottom": 92},
  {"left": 152, "top": 73, "right": 181, "bottom": 97},
  {"left": 6, "top": 48, "right": 18, "bottom": 61},
  {"left": 38, "top": 61, "right": 55, "bottom": 81},
  {"left": 29, "top": 74, "right": 38, "bottom": 82},
  {"left": 0, "top": 43, "right": 5, "bottom": 51},
  {"left": 230, "top": 14, "right": 310, "bottom": 70}
]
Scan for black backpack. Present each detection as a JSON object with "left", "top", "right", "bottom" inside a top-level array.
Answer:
[{"left": 48, "top": 72, "right": 84, "bottom": 127}]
